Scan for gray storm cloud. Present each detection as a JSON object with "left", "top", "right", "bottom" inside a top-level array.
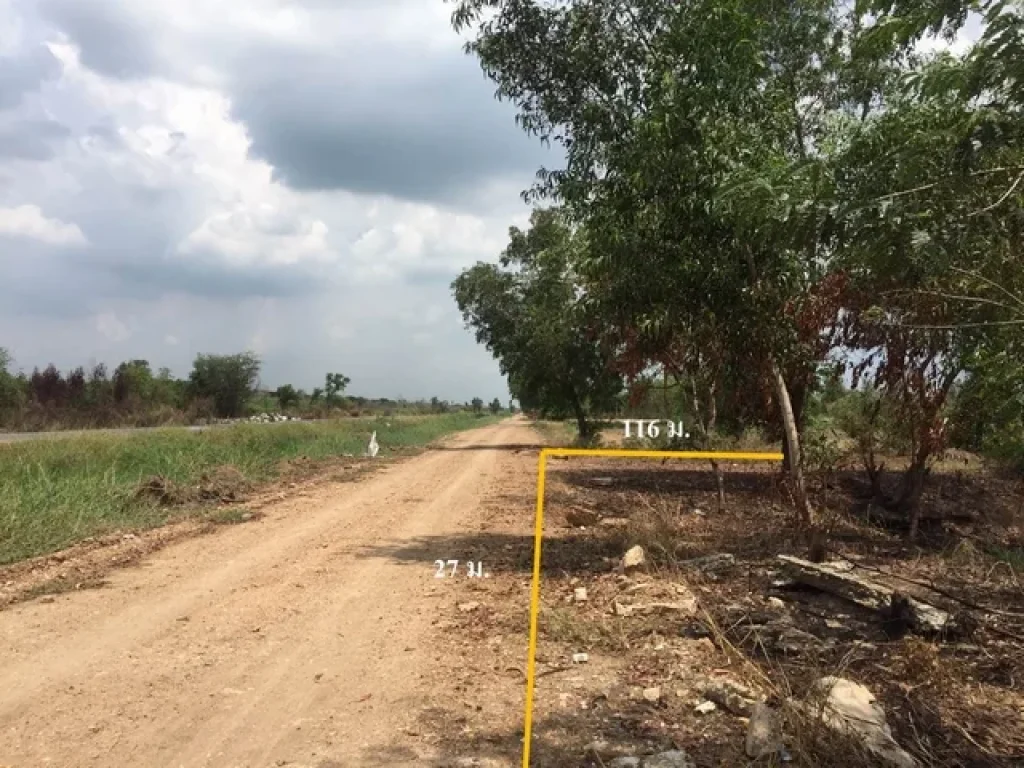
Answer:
[{"left": 0, "top": 0, "right": 533, "bottom": 401}]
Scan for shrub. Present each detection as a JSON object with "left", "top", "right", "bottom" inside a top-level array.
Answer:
[{"left": 187, "top": 352, "right": 261, "bottom": 418}]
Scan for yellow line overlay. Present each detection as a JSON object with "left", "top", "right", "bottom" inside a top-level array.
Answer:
[{"left": 521, "top": 447, "right": 784, "bottom": 768}]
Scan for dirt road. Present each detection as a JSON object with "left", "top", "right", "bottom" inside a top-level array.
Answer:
[{"left": 0, "top": 419, "right": 538, "bottom": 768}]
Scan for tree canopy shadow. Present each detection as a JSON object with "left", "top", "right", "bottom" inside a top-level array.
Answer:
[
  {"left": 354, "top": 531, "right": 621, "bottom": 576},
  {"left": 555, "top": 465, "right": 778, "bottom": 497},
  {"left": 428, "top": 442, "right": 546, "bottom": 452}
]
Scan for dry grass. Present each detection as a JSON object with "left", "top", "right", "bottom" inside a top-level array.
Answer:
[
  {"left": 0, "top": 413, "right": 500, "bottom": 565},
  {"left": 518, "top": 456, "right": 1024, "bottom": 766}
]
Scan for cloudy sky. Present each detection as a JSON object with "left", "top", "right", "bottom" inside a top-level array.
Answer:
[
  {"left": 0, "top": 0, "right": 551, "bottom": 402},
  {"left": 0, "top": 2, "right": 983, "bottom": 404}
]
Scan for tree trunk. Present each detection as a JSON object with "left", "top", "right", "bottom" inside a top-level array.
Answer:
[
  {"left": 771, "top": 360, "right": 815, "bottom": 527},
  {"left": 707, "top": 381, "right": 724, "bottom": 512},
  {"left": 780, "top": 374, "right": 807, "bottom": 473},
  {"left": 897, "top": 453, "right": 930, "bottom": 541},
  {"left": 569, "top": 389, "right": 591, "bottom": 441},
  {"left": 689, "top": 374, "right": 725, "bottom": 511},
  {"left": 711, "top": 459, "right": 725, "bottom": 512}
]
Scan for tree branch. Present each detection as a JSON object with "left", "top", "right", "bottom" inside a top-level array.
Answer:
[
  {"left": 880, "top": 288, "right": 1019, "bottom": 312},
  {"left": 967, "top": 169, "right": 1024, "bottom": 217},
  {"left": 868, "top": 165, "right": 1024, "bottom": 205},
  {"left": 878, "top": 319, "right": 1024, "bottom": 330},
  {"left": 949, "top": 266, "right": 1024, "bottom": 313}
]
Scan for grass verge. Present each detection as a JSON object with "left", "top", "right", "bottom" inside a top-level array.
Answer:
[{"left": 0, "top": 412, "right": 499, "bottom": 565}]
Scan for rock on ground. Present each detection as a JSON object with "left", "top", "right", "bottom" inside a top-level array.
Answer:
[
  {"left": 643, "top": 750, "right": 696, "bottom": 768},
  {"left": 746, "top": 701, "right": 784, "bottom": 759},
  {"left": 811, "top": 676, "right": 920, "bottom": 768},
  {"left": 694, "top": 700, "right": 717, "bottom": 714},
  {"left": 621, "top": 545, "right": 646, "bottom": 571},
  {"left": 642, "top": 686, "right": 661, "bottom": 703},
  {"left": 702, "top": 677, "right": 759, "bottom": 716},
  {"left": 609, "top": 751, "right": 695, "bottom": 768}
]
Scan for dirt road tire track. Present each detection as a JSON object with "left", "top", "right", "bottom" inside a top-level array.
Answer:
[{"left": 0, "top": 419, "right": 537, "bottom": 768}]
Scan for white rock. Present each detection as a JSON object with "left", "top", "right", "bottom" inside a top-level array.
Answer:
[
  {"left": 642, "top": 686, "right": 661, "bottom": 703},
  {"left": 694, "top": 700, "right": 717, "bottom": 714},
  {"left": 457, "top": 601, "right": 480, "bottom": 612},
  {"left": 621, "top": 545, "right": 646, "bottom": 570},
  {"left": 573, "top": 587, "right": 588, "bottom": 603},
  {"left": 572, "top": 653, "right": 589, "bottom": 664},
  {"left": 745, "top": 702, "right": 784, "bottom": 759},
  {"left": 608, "top": 759, "right": 641, "bottom": 768},
  {"left": 613, "top": 601, "right": 634, "bottom": 617},
  {"left": 811, "top": 677, "right": 919, "bottom": 768},
  {"left": 643, "top": 750, "right": 695, "bottom": 768}
]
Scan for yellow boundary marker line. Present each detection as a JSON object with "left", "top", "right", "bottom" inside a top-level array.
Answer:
[{"left": 521, "top": 447, "right": 784, "bottom": 768}]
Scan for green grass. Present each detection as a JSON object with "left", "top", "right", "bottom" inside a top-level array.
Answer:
[
  {"left": 533, "top": 419, "right": 577, "bottom": 446},
  {"left": 0, "top": 412, "right": 499, "bottom": 566},
  {"left": 988, "top": 545, "right": 1024, "bottom": 569}
]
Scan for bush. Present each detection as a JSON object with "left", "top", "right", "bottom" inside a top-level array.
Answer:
[
  {"left": 188, "top": 352, "right": 261, "bottom": 418},
  {"left": 802, "top": 424, "right": 849, "bottom": 473},
  {"left": 830, "top": 388, "right": 909, "bottom": 456}
]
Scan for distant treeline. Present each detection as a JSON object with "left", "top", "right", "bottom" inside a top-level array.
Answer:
[{"left": 0, "top": 348, "right": 509, "bottom": 431}]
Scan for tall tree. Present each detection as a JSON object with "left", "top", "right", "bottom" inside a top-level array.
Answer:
[
  {"left": 453, "top": 208, "right": 622, "bottom": 438},
  {"left": 324, "top": 373, "right": 351, "bottom": 405},
  {"left": 450, "top": 0, "right": 858, "bottom": 523},
  {"left": 188, "top": 353, "right": 261, "bottom": 418}
]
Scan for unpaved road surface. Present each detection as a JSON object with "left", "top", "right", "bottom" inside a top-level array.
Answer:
[{"left": 0, "top": 419, "right": 538, "bottom": 768}]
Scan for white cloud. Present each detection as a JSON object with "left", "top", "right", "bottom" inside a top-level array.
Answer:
[
  {"left": 0, "top": 204, "right": 86, "bottom": 245},
  {"left": 95, "top": 311, "right": 130, "bottom": 342},
  {"left": 0, "top": 0, "right": 535, "bottom": 402},
  {"left": 179, "top": 206, "right": 333, "bottom": 266}
]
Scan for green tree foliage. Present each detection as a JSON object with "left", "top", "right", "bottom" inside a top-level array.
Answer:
[
  {"left": 452, "top": 208, "right": 622, "bottom": 439},
  {"left": 113, "top": 360, "right": 154, "bottom": 406},
  {"left": 0, "top": 348, "right": 26, "bottom": 415},
  {"left": 324, "top": 373, "right": 351, "bottom": 405},
  {"left": 489, "top": 397, "right": 502, "bottom": 414},
  {"left": 188, "top": 352, "right": 261, "bottom": 418},
  {"left": 449, "top": 0, "right": 1024, "bottom": 533},
  {"left": 450, "top": 0, "right": 853, "bottom": 521},
  {"left": 276, "top": 384, "right": 300, "bottom": 410},
  {"left": 471, "top": 397, "right": 484, "bottom": 413}
]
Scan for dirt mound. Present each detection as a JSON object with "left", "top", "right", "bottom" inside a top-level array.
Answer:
[
  {"left": 135, "top": 465, "right": 251, "bottom": 506},
  {"left": 197, "top": 465, "right": 250, "bottom": 502},
  {"left": 135, "top": 475, "right": 188, "bottom": 506}
]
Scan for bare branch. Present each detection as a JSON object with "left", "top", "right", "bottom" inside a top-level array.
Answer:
[
  {"left": 949, "top": 266, "right": 1024, "bottom": 312},
  {"left": 868, "top": 165, "right": 1024, "bottom": 205},
  {"left": 967, "top": 169, "right": 1024, "bottom": 217},
  {"left": 880, "top": 288, "right": 1019, "bottom": 312},
  {"left": 878, "top": 319, "right": 1024, "bottom": 330}
]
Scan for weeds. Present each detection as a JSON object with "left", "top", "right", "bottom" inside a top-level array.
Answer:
[
  {"left": 542, "top": 605, "right": 629, "bottom": 652},
  {"left": 0, "top": 413, "right": 496, "bottom": 565}
]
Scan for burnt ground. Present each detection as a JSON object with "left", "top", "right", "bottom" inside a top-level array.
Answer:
[{"left": 392, "top": 445, "right": 1023, "bottom": 767}]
